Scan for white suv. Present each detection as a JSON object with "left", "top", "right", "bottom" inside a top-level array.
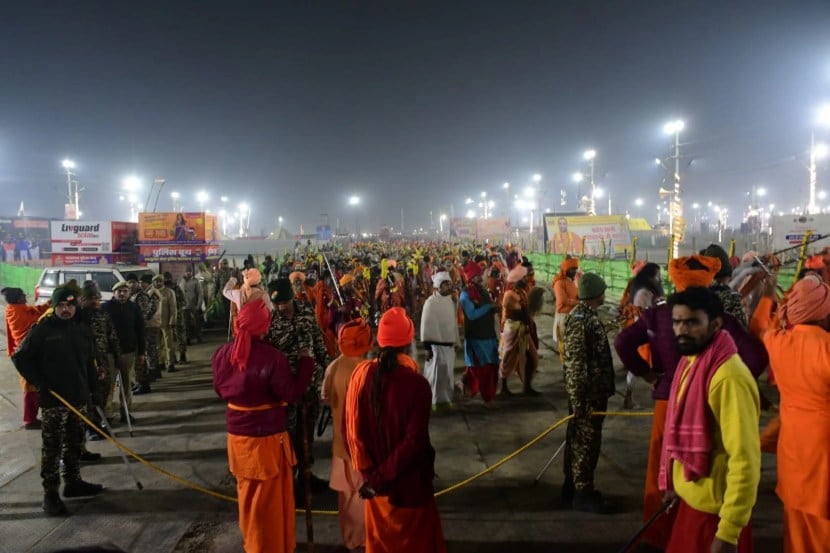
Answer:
[{"left": 35, "top": 265, "right": 154, "bottom": 304}]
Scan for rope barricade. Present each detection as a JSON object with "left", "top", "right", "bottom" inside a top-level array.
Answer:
[{"left": 49, "top": 390, "right": 651, "bottom": 516}]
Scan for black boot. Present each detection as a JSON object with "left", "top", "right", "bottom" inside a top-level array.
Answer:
[
  {"left": 80, "top": 450, "right": 102, "bottom": 463},
  {"left": 63, "top": 480, "right": 104, "bottom": 498},
  {"left": 120, "top": 408, "right": 136, "bottom": 425},
  {"left": 561, "top": 477, "right": 575, "bottom": 503},
  {"left": 499, "top": 378, "right": 513, "bottom": 396},
  {"left": 167, "top": 364, "right": 177, "bottom": 373},
  {"left": 133, "top": 384, "right": 151, "bottom": 395},
  {"left": 179, "top": 352, "right": 187, "bottom": 364},
  {"left": 572, "top": 489, "right": 613, "bottom": 514},
  {"left": 42, "top": 491, "right": 68, "bottom": 516}
]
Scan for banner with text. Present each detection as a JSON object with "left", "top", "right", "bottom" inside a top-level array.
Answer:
[
  {"left": 138, "top": 244, "right": 222, "bottom": 263},
  {"left": 544, "top": 214, "right": 631, "bottom": 256},
  {"left": 476, "top": 217, "right": 511, "bottom": 242},
  {"left": 771, "top": 214, "right": 830, "bottom": 254},
  {"left": 451, "top": 218, "right": 476, "bottom": 239}
]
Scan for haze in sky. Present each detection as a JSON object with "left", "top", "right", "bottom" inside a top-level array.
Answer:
[{"left": 1, "top": 1, "right": 829, "bottom": 234}]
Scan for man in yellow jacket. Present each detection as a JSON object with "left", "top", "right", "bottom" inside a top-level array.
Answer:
[{"left": 661, "top": 287, "right": 760, "bottom": 553}]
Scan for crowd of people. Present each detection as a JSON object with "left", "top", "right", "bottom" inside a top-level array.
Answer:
[{"left": 3, "top": 238, "right": 829, "bottom": 552}]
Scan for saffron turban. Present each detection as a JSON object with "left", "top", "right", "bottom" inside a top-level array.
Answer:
[
  {"left": 243, "top": 268, "right": 262, "bottom": 286},
  {"left": 231, "top": 299, "right": 271, "bottom": 371},
  {"left": 805, "top": 256, "right": 825, "bottom": 270},
  {"left": 289, "top": 271, "right": 305, "bottom": 283},
  {"left": 432, "top": 271, "right": 452, "bottom": 289},
  {"left": 507, "top": 265, "right": 528, "bottom": 284},
  {"left": 779, "top": 274, "right": 830, "bottom": 326},
  {"left": 463, "top": 260, "right": 483, "bottom": 282},
  {"left": 339, "top": 274, "right": 355, "bottom": 287},
  {"left": 377, "top": 307, "right": 414, "bottom": 348},
  {"left": 560, "top": 257, "right": 579, "bottom": 272},
  {"left": 668, "top": 255, "right": 720, "bottom": 292},
  {"left": 338, "top": 318, "right": 373, "bottom": 357}
]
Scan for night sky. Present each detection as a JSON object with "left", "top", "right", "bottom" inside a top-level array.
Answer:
[{"left": 1, "top": 1, "right": 829, "bottom": 234}]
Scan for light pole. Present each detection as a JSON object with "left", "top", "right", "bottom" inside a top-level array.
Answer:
[
  {"left": 171, "top": 191, "right": 181, "bottom": 212},
  {"left": 810, "top": 104, "right": 830, "bottom": 214},
  {"left": 348, "top": 195, "right": 361, "bottom": 239},
  {"left": 439, "top": 213, "right": 447, "bottom": 237},
  {"left": 238, "top": 203, "right": 250, "bottom": 237},
  {"left": 123, "top": 175, "right": 142, "bottom": 222},
  {"left": 61, "top": 159, "right": 79, "bottom": 220},
  {"left": 664, "top": 119, "right": 685, "bottom": 259},
  {"left": 583, "top": 150, "right": 597, "bottom": 215},
  {"left": 530, "top": 174, "right": 542, "bottom": 235}
]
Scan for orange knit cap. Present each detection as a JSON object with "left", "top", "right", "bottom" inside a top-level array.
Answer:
[
  {"left": 668, "top": 255, "right": 721, "bottom": 292},
  {"left": 338, "top": 318, "right": 373, "bottom": 357},
  {"left": 377, "top": 307, "right": 414, "bottom": 348},
  {"left": 289, "top": 271, "right": 305, "bottom": 282}
]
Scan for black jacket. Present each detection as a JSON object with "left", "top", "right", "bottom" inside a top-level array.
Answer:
[
  {"left": 102, "top": 299, "right": 145, "bottom": 355},
  {"left": 12, "top": 314, "right": 96, "bottom": 409}
]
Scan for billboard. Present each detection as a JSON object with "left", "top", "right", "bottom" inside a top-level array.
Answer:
[
  {"left": 771, "top": 214, "right": 830, "bottom": 254},
  {"left": 451, "top": 218, "right": 476, "bottom": 239},
  {"left": 476, "top": 217, "right": 511, "bottom": 242},
  {"left": 138, "top": 244, "right": 222, "bottom": 263},
  {"left": 138, "top": 212, "right": 219, "bottom": 244},
  {"left": 51, "top": 221, "right": 112, "bottom": 253},
  {"left": 51, "top": 253, "right": 126, "bottom": 266},
  {"left": 0, "top": 217, "right": 52, "bottom": 260},
  {"left": 544, "top": 214, "right": 632, "bottom": 256}
]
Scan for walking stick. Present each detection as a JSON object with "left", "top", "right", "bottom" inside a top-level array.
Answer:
[
  {"left": 301, "top": 401, "right": 314, "bottom": 553},
  {"left": 93, "top": 405, "right": 143, "bottom": 490},
  {"left": 532, "top": 439, "right": 566, "bottom": 485},
  {"left": 115, "top": 371, "right": 134, "bottom": 437},
  {"left": 616, "top": 497, "right": 679, "bottom": 553}
]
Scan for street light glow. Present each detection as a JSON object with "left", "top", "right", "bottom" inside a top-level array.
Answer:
[
  {"left": 348, "top": 195, "right": 360, "bottom": 206},
  {"left": 123, "top": 175, "right": 141, "bottom": 190},
  {"left": 196, "top": 190, "right": 209, "bottom": 203},
  {"left": 532, "top": 173, "right": 542, "bottom": 183},
  {"left": 819, "top": 191, "right": 828, "bottom": 201},
  {"left": 757, "top": 187, "right": 767, "bottom": 197},
  {"left": 817, "top": 103, "right": 830, "bottom": 126},
  {"left": 583, "top": 149, "right": 596, "bottom": 161},
  {"left": 524, "top": 186, "right": 536, "bottom": 198},
  {"left": 62, "top": 159, "right": 76, "bottom": 170},
  {"left": 692, "top": 202, "right": 700, "bottom": 209},
  {"left": 503, "top": 182, "right": 510, "bottom": 189},
  {"left": 593, "top": 187, "right": 605, "bottom": 199},
  {"left": 220, "top": 196, "right": 229, "bottom": 203},
  {"left": 634, "top": 198, "right": 644, "bottom": 207},
  {"left": 238, "top": 202, "right": 250, "bottom": 213},
  {"left": 664, "top": 119, "right": 685, "bottom": 135},
  {"left": 815, "top": 143, "right": 829, "bottom": 159},
  {"left": 572, "top": 172, "right": 584, "bottom": 183},
  {"left": 170, "top": 191, "right": 180, "bottom": 199}
]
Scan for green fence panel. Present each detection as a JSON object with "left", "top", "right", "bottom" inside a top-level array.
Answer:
[{"left": 0, "top": 264, "right": 44, "bottom": 298}]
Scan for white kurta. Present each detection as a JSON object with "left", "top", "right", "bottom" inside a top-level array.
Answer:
[{"left": 421, "top": 293, "right": 459, "bottom": 406}]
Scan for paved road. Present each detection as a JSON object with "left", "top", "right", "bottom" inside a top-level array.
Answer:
[{"left": 0, "top": 302, "right": 783, "bottom": 553}]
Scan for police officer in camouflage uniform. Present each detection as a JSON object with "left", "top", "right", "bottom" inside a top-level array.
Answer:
[
  {"left": 561, "top": 272, "right": 615, "bottom": 514},
  {"left": 265, "top": 278, "right": 331, "bottom": 492},
  {"left": 134, "top": 274, "right": 161, "bottom": 392},
  {"left": 164, "top": 272, "right": 188, "bottom": 364},
  {"left": 12, "top": 285, "right": 104, "bottom": 516},
  {"left": 79, "top": 283, "right": 121, "bottom": 439}
]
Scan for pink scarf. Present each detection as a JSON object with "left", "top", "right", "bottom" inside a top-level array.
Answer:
[{"left": 658, "top": 329, "right": 738, "bottom": 491}]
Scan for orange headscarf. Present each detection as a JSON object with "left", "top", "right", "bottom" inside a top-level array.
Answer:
[
  {"left": 778, "top": 274, "right": 830, "bottom": 326},
  {"left": 230, "top": 299, "right": 271, "bottom": 371},
  {"left": 338, "top": 318, "right": 373, "bottom": 357},
  {"left": 631, "top": 260, "right": 647, "bottom": 276},
  {"left": 553, "top": 257, "right": 579, "bottom": 285},
  {"left": 805, "top": 255, "right": 825, "bottom": 270},
  {"left": 668, "top": 255, "right": 720, "bottom": 292}
]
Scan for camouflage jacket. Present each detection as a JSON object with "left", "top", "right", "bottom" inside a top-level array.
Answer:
[
  {"left": 265, "top": 300, "right": 329, "bottom": 391},
  {"left": 134, "top": 289, "right": 159, "bottom": 322},
  {"left": 711, "top": 284, "right": 747, "bottom": 328},
  {"left": 562, "top": 301, "right": 615, "bottom": 411},
  {"left": 81, "top": 308, "right": 121, "bottom": 368}
]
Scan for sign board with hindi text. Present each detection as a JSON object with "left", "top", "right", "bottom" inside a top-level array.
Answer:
[
  {"left": 543, "top": 214, "right": 631, "bottom": 256},
  {"left": 138, "top": 244, "right": 222, "bottom": 263},
  {"left": 771, "top": 214, "right": 830, "bottom": 255},
  {"left": 138, "top": 212, "right": 219, "bottom": 244}
]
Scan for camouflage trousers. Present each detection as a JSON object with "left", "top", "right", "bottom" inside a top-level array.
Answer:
[
  {"left": 175, "top": 314, "right": 187, "bottom": 355},
  {"left": 563, "top": 397, "right": 607, "bottom": 491},
  {"left": 88, "top": 358, "right": 113, "bottom": 426},
  {"left": 143, "top": 327, "right": 161, "bottom": 383},
  {"left": 41, "top": 405, "right": 87, "bottom": 492}
]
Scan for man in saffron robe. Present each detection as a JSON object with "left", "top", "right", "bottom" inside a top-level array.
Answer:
[
  {"left": 499, "top": 265, "right": 538, "bottom": 395},
  {"left": 614, "top": 255, "right": 768, "bottom": 550},
  {"left": 552, "top": 256, "right": 579, "bottom": 353},
  {"left": 661, "top": 287, "right": 760, "bottom": 553},
  {"left": 344, "top": 307, "right": 446, "bottom": 553},
  {"left": 321, "top": 318, "right": 373, "bottom": 552},
  {"left": 760, "top": 275, "right": 830, "bottom": 551},
  {"left": 3, "top": 287, "right": 50, "bottom": 428},
  {"left": 212, "top": 299, "right": 315, "bottom": 553}
]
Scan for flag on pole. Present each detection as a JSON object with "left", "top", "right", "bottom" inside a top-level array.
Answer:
[{"left": 17, "top": 201, "right": 24, "bottom": 217}]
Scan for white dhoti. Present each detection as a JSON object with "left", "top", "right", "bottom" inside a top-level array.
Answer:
[
  {"left": 552, "top": 311, "right": 570, "bottom": 350},
  {"left": 424, "top": 344, "right": 456, "bottom": 405}
]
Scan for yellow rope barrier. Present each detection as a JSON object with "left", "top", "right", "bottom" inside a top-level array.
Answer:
[{"left": 49, "top": 390, "right": 651, "bottom": 516}]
